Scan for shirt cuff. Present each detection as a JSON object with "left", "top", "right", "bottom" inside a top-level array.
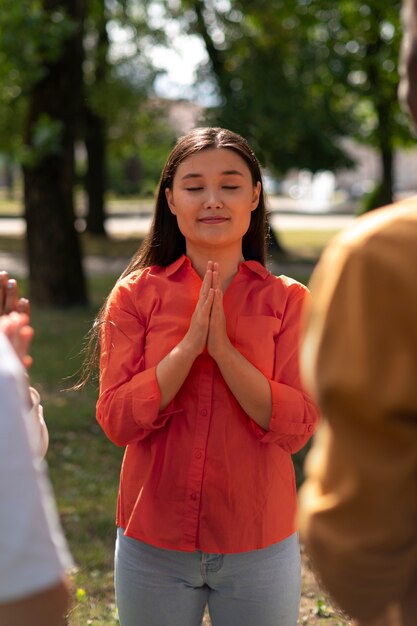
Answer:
[{"left": 249, "top": 380, "right": 316, "bottom": 443}]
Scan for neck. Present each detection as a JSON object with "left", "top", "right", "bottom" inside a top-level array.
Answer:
[{"left": 186, "top": 243, "right": 244, "bottom": 291}]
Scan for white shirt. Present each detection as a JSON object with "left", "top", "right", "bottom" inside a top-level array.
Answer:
[{"left": 0, "top": 332, "right": 73, "bottom": 602}]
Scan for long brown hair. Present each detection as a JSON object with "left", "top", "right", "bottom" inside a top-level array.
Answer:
[
  {"left": 121, "top": 126, "right": 268, "bottom": 278},
  {"left": 76, "top": 127, "right": 268, "bottom": 387}
]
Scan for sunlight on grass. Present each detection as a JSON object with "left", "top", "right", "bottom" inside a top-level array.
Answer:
[{"left": 279, "top": 229, "right": 339, "bottom": 259}]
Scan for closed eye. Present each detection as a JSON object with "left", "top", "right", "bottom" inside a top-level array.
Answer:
[
  {"left": 223, "top": 186, "right": 239, "bottom": 190},
  {"left": 185, "top": 187, "right": 204, "bottom": 191}
]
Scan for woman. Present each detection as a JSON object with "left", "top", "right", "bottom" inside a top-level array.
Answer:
[{"left": 95, "top": 127, "right": 319, "bottom": 626}]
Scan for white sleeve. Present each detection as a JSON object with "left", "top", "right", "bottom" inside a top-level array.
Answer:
[
  {"left": 0, "top": 334, "right": 74, "bottom": 602},
  {"left": 29, "top": 386, "right": 49, "bottom": 459}
]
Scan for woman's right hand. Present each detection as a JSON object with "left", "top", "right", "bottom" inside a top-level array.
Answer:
[{"left": 181, "top": 261, "right": 215, "bottom": 358}]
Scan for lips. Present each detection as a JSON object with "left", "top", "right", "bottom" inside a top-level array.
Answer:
[{"left": 199, "top": 217, "right": 230, "bottom": 224}]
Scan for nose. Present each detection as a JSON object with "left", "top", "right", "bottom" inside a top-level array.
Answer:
[{"left": 203, "top": 189, "right": 223, "bottom": 209}]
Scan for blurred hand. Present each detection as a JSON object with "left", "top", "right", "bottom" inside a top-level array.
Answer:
[
  {"left": 0, "top": 312, "right": 34, "bottom": 369},
  {"left": 0, "top": 270, "right": 30, "bottom": 317}
]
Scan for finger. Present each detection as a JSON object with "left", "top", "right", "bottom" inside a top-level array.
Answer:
[
  {"left": 17, "top": 297, "right": 30, "bottom": 317},
  {"left": 20, "top": 323, "right": 34, "bottom": 347},
  {"left": 199, "top": 267, "right": 213, "bottom": 302},
  {"left": 7, "top": 321, "right": 33, "bottom": 366},
  {"left": 19, "top": 325, "right": 34, "bottom": 364},
  {"left": 0, "top": 271, "right": 9, "bottom": 314},
  {"left": 22, "top": 355, "right": 33, "bottom": 370},
  {"left": 212, "top": 288, "right": 223, "bottom": 315},
  {"left": 212, "top": 269, "right": 220, "bottom": 292},
  {"left": 199, "top": 287, "right": 215, "bottom": 319},
  {"left": 4, "top": 279, "right": 19, "bottom": 314},
  {"left": 205, "top": 287, "right": 215, "bottom": 309}
]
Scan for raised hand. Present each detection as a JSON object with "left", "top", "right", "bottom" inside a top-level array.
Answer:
[
  {"left": 0, "top": 271, "right": 30, "bottom": 317},
  {"left": 155, "top": 261, "right": 216, "bottom": 410},
  {"left": 207, "top": 263, "right": 232, "bottom": 362},
  {"left": 182, "top": 261, "right": 215, "bottom": 358}
]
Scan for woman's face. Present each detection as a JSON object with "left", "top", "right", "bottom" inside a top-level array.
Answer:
[{"left": 165, "top": 148, "right": 261, "bottom": 255}]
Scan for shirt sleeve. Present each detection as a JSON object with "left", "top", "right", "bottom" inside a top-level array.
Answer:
[
  {"left": 0, "top": 336, "right": 73, "bottom": 603},
  {"left": 298, "top": 237, "right": 417, "bottom": 620},
  {"left": 96, "top": 279, "right": 183, "bottom": 446},
  {"left": 250, "top": 286, "right": 320, "bottom": 451}
]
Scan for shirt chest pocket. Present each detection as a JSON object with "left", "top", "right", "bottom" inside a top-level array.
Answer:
[{"left": 234, "top": 315, "right": 282, "bottom": 379}]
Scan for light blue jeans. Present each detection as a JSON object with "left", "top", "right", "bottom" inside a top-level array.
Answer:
[{"left": 114, "top": 527, "right": 301, "bottom": 626}]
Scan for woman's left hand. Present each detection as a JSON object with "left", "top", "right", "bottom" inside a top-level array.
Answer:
[{"left": 207, "top": 263, "right": 232, "bottom": 362}]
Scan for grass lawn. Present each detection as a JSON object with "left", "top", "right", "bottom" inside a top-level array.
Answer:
[
  {"left": 4, "top": 229, "right": 350, "bottom": 625},
  {"left": 29, "top": 275, "right": 122, "bottom": 625}
]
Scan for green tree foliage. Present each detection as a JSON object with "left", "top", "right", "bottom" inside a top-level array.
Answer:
[
  {"left": 23, "top": 0, "right": 88, "bottom": 306},
  {"left": 81, "top": 0, "right": 177, "bottom": 231},
  {"left": 315, "top": 0, "right": 412, "bottom": 209},
  {"left": 173, "top": 0, "right": 355, "bottom": 175},
  {"left": 167, "top": 0, "right": 413, "bottom": 209},
  {"left": 0, "top": 0, "right": 88, "bottom": 306},
  {"left": 0, "top": 0, "right": 74, "bottom": 159}
]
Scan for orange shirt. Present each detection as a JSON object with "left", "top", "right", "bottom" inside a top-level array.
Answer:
[{"left": 97, "top": 255, "right": 319, "bottom": 553}]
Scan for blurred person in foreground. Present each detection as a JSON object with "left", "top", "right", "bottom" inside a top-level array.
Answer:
[
  {"left": 298, "top": 1, "right": 417, "bottom": 625},
  {"left": 0, "top": 271, "right": 48, "bottom": 458},
  {"left": 0, "top": 282, "right": 73, "bottom": 625}
]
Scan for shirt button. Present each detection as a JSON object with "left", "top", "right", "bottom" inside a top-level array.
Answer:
[
  {"left": 194, "top": 450, "right": 202, "bottom": 459},
  {"left": 307, "top": 425, "right": 313, "bottom": 432},
  {"left": 190, "top": 492, "right": 198, "bottom": 501},
  {"left": 201, "top": 409, "right": 207, "bottom": 416}
]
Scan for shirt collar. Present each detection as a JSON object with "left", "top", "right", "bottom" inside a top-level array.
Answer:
[
  {"left": 240, "top": 260, "right": 269, "bottom": 280},
  {"left": 165, "top": 255, "right": 269, "bottom": 280},
  {"left": 165, "top": 255, "right": 190, "bottom": 277}
]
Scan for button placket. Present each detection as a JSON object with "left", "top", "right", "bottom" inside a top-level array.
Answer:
[{"left": 182, "top": 357, "right": 214, "bottom": 547}]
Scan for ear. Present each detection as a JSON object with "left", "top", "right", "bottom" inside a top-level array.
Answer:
[
  {"left": 165, "top": 188, "right": 176, "bottom": 215},
  {"left": 251, "top": 181, "right": 262, "bottom": 211}
]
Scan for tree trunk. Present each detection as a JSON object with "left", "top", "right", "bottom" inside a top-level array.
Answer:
[
  {"left": 366, "top": 105, "right": 394, "bottom": 212},
  {"left": 84, "top": 1, "right": 108, "bottom": 236},
  {"left": 84, "top": 105, "right": 107, "bottom": 235},
  {"left": 364, "top": 19, "right": 395, "bottom": 213},
  {"left": 23, "top": 0, "right": 88, "bottom": 307},
  {"left": 379, "top": 143, "right": 394, "bottom": 206},
  {"left": 3, "top": 157, "right": 15, "bottom": 200}
]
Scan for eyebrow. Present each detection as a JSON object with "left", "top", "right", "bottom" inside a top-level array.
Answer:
[{"left": 181, "top": 169, "right": 244, "bottom": 180}]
